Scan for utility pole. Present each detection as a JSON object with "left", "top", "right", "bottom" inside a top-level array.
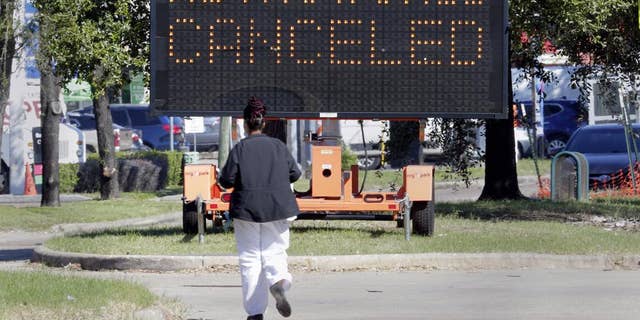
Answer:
[{"left": 218, "top": 116, "right": 232, "bottom": 167}]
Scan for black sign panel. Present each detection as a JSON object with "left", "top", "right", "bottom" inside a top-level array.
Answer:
[{"left": 151, "top": 0, "right": 508, "bottom": 119}]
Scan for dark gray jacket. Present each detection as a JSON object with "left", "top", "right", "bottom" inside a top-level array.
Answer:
[{"left": 219, "top": 134, "right": 301, "bottom": 222}]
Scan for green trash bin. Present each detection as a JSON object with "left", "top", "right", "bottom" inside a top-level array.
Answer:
[
  {"left": 183, "top": 152, "right": 200, "bottom": 165},
  {"left": 551, "top": 151, "right": 589, "bottom": 201}
]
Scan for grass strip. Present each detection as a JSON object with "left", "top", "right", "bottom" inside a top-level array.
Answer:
[
  {"left": 0, "top": 193, "right": 180, "bottom": 232},
  {"left": 46, "top": 216, "right": 640, "bottom": 256},
  {"left": 0, "top": 271, "right": 156, "bottom": 320},
  {"left": 439, "top": 198, "right": 640, "bottom": 221},
  {"left": 45, "top": 199, "right": 640, "bottom": 256}
]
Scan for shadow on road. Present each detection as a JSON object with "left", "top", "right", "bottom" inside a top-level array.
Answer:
[{"left": 0, "top": 249, "right": 33, "bottom": 261}]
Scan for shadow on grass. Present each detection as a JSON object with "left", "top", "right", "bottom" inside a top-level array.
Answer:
[
  {"left": 291, "top": 225, "right": 398, "bottom": 238},
  {"left": 439, "top": 197, "right": 640, "bottom": 222},
  {"left": 71, "top": 227, "right": 186, "bottom": 239},
  {"left": 437, "top": 199, "right": 586, "bottom": 222},
  {"left": 67, "top": 223, "right": 397, "bottom": 240},
  {"left": 155, "top": 186, "right": 182, "bottom": 197}
]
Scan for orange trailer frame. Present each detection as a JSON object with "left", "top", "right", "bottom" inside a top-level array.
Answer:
[{"left": 183, "top": 145, "right": 435, "bottom": 239}]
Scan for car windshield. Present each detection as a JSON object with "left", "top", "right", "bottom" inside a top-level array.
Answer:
[
  {"left": 129, "top": 109, "right": 161, "bottom": 126},
  {"left": 72, "top": 115, "right": 96, "bottom": 130},
  {"left": 567, "top": 127, "right": 640, "bottom": 154}
]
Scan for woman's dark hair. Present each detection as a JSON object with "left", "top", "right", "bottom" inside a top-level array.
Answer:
[{"left": 243, "top": 97, "right": 266, "bottom": 131}]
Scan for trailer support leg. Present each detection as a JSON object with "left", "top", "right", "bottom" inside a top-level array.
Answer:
[
  {"left": 197, "top": 197, "right": 205, "bottom": 244},
  {"left": 403, "top": 197, "right": 412, "bottom": 241}
]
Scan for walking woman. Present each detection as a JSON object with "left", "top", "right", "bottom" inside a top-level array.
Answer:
[{"left": 219, "top": 97, "right": 301, "bottom": 320}]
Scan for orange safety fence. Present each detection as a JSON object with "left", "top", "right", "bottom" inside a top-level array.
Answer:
[
  {"left": 537, "top": 177, "right": 551, "bottom": 199},
  {"left": 536, "top": 162, "right": 640, "bottom": 200},
  {"left": 590, "top": 162, "right": 640, "bottom": 199}
]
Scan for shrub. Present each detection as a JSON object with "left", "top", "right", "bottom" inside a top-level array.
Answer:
[
  {"left": 118, "top": 159, "right": 163, "bottom": 192},
  {"left": 341, "top": 143, "right": 358, "bottom": 170},
  {"left": 59, "top": 163, "right": 80, "bottom": 193},
  {"left": 75, "top": 159, "right": 101, "bottom": 193},
  {"left": 72, "top": 150, "right": 184, "bottom": 193}
]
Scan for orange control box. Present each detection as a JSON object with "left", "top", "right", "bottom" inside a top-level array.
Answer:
[
  {"left": 183, "top": 164, "right": 217, "bottom": 201},
  {"left": 403, "top": 165, "right": 434, "bottom": 201},
  {"left": 311, "top": 145, "right": 342, "bottom": 197}
]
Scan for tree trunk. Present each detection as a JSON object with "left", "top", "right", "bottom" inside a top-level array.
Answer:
[
  {"left": 387, "top": 121, "right": 420, "bottom": 168},
  {"left": 92, "top": 69, "right": 119, "bottom": 199},
  {"left": 40, "top": 61, "right": 61, "bottom": 206},
  {"left": 264, "top": 119, "right": 287, "bottom": 143},
  {"left": 479, "top": 69, "right": 525, "bottom": 200},
  {"left": 0, "top": 0, "right": 16, "bottom": 185}
]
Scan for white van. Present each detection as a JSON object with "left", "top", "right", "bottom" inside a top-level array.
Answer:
[{"left": 1, "top": 97, "right": 86, "bottom": 194}]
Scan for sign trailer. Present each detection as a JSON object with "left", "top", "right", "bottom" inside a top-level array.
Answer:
[{"left": 150, "top": 0, "right": 509, "bottom": 238}]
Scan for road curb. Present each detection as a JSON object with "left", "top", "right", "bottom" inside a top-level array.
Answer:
[{"left": 33, "top": 246, "right": 640, "bottom": 272}]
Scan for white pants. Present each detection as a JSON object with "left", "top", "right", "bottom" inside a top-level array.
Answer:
[{"left": 234, "top": 219, "right": 293, "bottom": 316}]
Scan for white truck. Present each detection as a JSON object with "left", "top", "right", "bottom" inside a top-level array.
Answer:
[{"left": 0, "top": 0, "right": 86, "bottom": 194}]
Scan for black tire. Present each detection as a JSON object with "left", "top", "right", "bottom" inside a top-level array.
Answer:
[
  {"left": 183, "top": 200, "right": 199, "bottom": 234},
  {"left": 411, "top": 200, "right": 435, "bottom": 236},
  {"left": 546, "top": 136, "right": 567, "bottom": 157},
  {"left": 357, "top": 156, "right": 381, "bottom": 170}
]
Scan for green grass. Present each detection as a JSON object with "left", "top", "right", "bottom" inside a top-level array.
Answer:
[
  {"left": 517, "top": 158, "right": 551, "bottom": 177},
  {"left": 0, "top": 193, "right": 180, "bottom": 232},
  {"left": 45, "top": 217, "right": 640, "bottom": 256},
  {"left": 45, "top": 198, "right": 640, "bottom": 256},
  {"left": 439, "top": 198, "right": 640, "bottom": 221},
  {"left": 0, "top": 271, "right": 157, "bottom": 319}
]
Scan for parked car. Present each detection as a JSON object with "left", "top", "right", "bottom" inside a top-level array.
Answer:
[
  {"left": 340, "top": 119, "right": 487, "bottom": 169},
  {"left": 73, "top": 105, "right": 187, "bottom": 150},
  {"left": 514, "top": 126, "right": 531, "bottom": 159},
  {"left": 183, "top": 117, "right": 220, "bottom": 152},
  {"left": 515, "top": 100, "right": 588, "bottom": 157},
  {"left": 66, "top": 112, "right": 146, "bottom": 153},
  {"left": 564, "top": 124, "right": 640, "bottom": 187}
]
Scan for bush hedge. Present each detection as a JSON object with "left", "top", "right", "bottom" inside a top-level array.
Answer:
[
  {"left": 62, "top": 151, "right": 184, "bottom": 193},
  {"left": 59, "top": 163, "right": 80, "bottom": 193}
]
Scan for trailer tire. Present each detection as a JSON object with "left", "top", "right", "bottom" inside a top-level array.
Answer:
[
  {"left": 183, "top": 200, "right": 200, "bottom": 234},
  {"left": 411, "top": 200, "right": 435, "bottom": 236}
]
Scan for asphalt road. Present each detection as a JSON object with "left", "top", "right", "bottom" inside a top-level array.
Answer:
[{"left": 84, "top": 269, "right": 640, "bottom": 320}]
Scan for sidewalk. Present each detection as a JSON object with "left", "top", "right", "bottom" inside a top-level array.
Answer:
[{"left": 0, "top": 193, "right": 92, "bottom": 207}]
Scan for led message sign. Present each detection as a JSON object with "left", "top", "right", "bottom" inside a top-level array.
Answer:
[{"left": 151, "top": 0, "right": 508, "bottom": 119}]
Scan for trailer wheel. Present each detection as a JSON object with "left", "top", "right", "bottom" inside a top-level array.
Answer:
[
  {"left": 411, "top": 200, "right": 435, "bottom": 236},
  {"left": 183, "top": 199, "right": 202, "bottom": 234}
]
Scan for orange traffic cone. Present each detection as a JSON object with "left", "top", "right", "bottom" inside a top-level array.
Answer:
[{"left": 24, "top": 163, "right": 37, "bottom": 195}]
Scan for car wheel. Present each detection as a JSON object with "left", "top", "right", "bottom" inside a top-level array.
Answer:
[
  {"left": 546, "top": 138, "right": 567, "bottom": 157},
  {"left": 357, "top": 156, "right": 381, "bottom": 170}
]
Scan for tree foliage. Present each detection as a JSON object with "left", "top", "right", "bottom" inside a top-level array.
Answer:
[
  {"left": 33, "top": 0, "right": 148, "bottom": 95},
  {"left": 33, "top": 0, "right": 149, "bottom": 200}
]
